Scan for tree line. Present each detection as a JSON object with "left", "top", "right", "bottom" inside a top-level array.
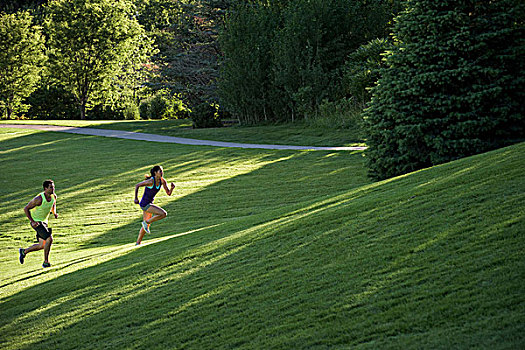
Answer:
[
  {"left": 219, "top": 0, "right": 524, "bottom": 179},
  {"left": 0, "top": 0, "right": 234, "bottom": 123},
  {"left": 1, "top": 0, "right": 523, "bottom": 179},
  {"left": 219, "top": 0, "right": 401, "bottom": 125}
]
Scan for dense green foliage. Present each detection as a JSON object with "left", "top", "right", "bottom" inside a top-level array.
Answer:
[
  {"left": 219, "top": 0, "right": 399, "bottom": 124},
  {"left": 365, "top": 0, "right": 525, "bottom": 180},
  {"left": 0, "top": 11, "right": 46, "bottom": 118},
  {"left": 0, "top": 0, "right": 49, "bottom": 13},
  {"left": 342, "top": 38, "right": 391, "bottom": 104},
  {"left": 218, "top": 3, "right": 280, "bottom": 124},
  {"left": 1, "top": 126, "right": 523, "bottom": 348},
  {"left": 45, "top": 0, "right": 154, "bottom": 119},
  {"left": 2, "top": 0, "right": 400, "bottom": 129}
]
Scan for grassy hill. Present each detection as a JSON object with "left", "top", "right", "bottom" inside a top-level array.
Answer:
[{"left": 0, "top": 126, "right": 523, "bottom": 349}]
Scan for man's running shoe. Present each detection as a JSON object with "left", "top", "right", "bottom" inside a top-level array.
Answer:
[
  {"left": 42, "top": 262, "right": 51, "bottom": 268},
  {"left": 142, "top": 221, "right": 150, "bottom": 234},
  {"left": 19, "top": 248, "right": 25, "bottom": 264}
]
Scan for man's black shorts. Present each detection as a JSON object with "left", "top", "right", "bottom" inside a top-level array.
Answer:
[{"left": 33, "top": 222, "right": 52, "bottom": 240}]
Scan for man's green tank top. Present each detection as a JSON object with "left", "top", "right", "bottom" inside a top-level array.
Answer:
[{"left": 31, "top": 192, "right": 55, "bottom": 223}]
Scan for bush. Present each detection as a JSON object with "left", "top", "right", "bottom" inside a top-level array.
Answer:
[
  {"left": 191, "top": 102, "right": 222, "bottom": 128},
  {"left": 148, "top": 93, "right": 169, "bottom": 119},
  {"left": 123, "top": 103, "right": 140, "bottom": 120},
  {"left": 138, "top": 99, "right": 149, "bottom": 119},
  {"left": 311, "top": 98, "right": 365, "bottom": 132},
  {"left": 138, "top": 90, "right": 190, "bottom": 120},
  {"left": 343, "top": 38, "right": 391, "bottom": 103},
  {"left": 173, "top": 99, "right": 190, "bottom": 119}
]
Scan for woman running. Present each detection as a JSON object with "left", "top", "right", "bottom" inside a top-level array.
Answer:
[{"left": 134, "top": 165, "right": 175, "bottom": 245}]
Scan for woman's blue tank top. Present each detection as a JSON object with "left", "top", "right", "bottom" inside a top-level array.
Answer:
[{"left": 140, "top": 177, "right": 161, "bottom": 207}]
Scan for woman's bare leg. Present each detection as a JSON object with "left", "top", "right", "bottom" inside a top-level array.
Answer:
[
  {"left": 144, "top": 205, "right": 167, "bottom": 225},
  {"left": 136, "top": 227, "right": 146, "bottom": 245},
  {"left": 136, "top": 212, "right": 153, "bottom": 245}
]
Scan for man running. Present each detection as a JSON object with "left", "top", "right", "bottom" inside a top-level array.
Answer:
[{"left": 19, "top": 179, "right": 58, "bottom": 268}]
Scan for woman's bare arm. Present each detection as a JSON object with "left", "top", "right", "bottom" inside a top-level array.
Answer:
[
  {"left": 162, "top": 178, "right": 175, "bottom": 196},
  {"left": 134, "top": 178, "right": 154, "bottom": 203}
]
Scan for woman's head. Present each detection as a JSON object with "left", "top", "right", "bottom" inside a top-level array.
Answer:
[{"left": 147, "top": 165, "right": 163, "bottom": 179}]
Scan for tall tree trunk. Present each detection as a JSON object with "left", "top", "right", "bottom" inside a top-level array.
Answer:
[
  {"left": 79, "top": 101, "right": 86, "bottom": 120},
  {"left": 7, "top": 94, "right": 13, "bottom": 119}
]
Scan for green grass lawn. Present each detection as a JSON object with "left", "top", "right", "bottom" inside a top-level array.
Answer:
[
  {"left": 0, "top": 126, "right": 523, "bottom": 349},
  {"left": 0, "top": 119, "right": 365, "bottom": 147}
]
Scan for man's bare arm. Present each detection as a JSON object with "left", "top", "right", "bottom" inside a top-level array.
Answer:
[{"left": 24, "top": 195, "right": 42, "bottom": 227}]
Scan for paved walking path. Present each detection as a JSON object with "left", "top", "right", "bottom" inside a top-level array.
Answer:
[{"left": 0, "top": 124, "right": 367, "bottom": 151}]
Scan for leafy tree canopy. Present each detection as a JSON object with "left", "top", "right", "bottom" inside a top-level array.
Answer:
[
  {"left": 45, "top": 0, "right": 155, "bottom": 119},
  {"left": 0, "top": 11, "right": 46, "bottom": 118}
]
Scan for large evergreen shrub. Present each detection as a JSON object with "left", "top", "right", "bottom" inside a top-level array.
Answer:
[{"left": 365, "top": 0, "right": 525, "bottom": 180}]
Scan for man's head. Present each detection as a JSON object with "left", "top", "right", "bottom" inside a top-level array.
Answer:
[{"left": 43, "top": 180, "right": 55, "bottom": 194}]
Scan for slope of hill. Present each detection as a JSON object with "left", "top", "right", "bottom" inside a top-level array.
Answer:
[{"left": 0, "top": 128, "right": 523, "bottom": 349}]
